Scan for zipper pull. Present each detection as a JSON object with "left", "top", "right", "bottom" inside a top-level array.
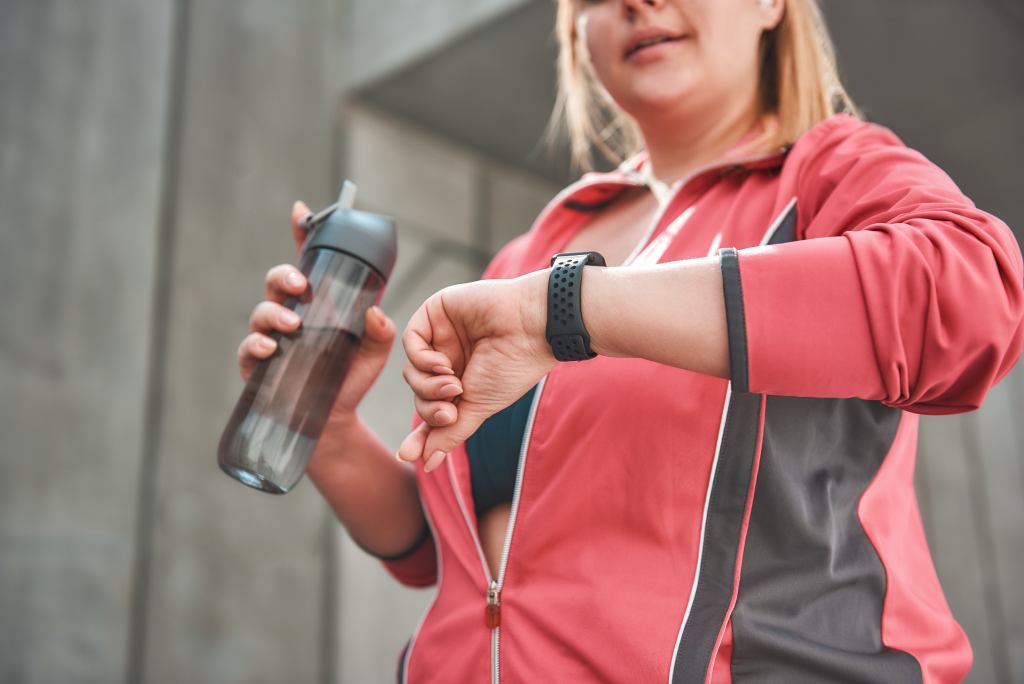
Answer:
[{"left": 485, "top": 580, "right": 501, "bottom": 629}]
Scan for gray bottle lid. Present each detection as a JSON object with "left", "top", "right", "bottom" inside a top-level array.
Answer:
[{"left": 300, "top": 181, "right": 398, "bottom": 281}]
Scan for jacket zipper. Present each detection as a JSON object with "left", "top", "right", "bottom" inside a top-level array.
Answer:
[
  {"left": 443, "top": 377, "right": 547, "bottom": 684},
  {"left": 491, "top": 375, "right": 546, "bottom": 683}
]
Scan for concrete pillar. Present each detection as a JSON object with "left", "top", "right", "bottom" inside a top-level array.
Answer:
[
  {"left": 0, "top": 1, "right": 173, "bottom": 682},
  {"left": 138, "top": 2, "right": 336, "bottom": 682}
]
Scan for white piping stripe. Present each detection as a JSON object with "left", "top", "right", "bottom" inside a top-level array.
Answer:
[
  {"left": 622, "top": 201, "right": 670, "bottom": 266},
  {"left": 666, "top": 197, "right": 796, "bottom": 683},
  {"left": 447, "top": 457, "right": 493, "bottom": 584},
  {"left": 706, "top": 232, "right": 722, "bottom": 258},
  {"left": 632, "top": 206, "right": 697, "bottom": 267},
  {"left": 667, "top": 383, "right": 732, "bottom": 684},
  {"left": 759, "top": 197, "right": 797, "bottom": 247},
  {"left": 497, "top": 376, "right": 547, "bottom": 588}
]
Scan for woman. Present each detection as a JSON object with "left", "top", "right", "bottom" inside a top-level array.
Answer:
[{"left": 241, "top": 0, "right": 1024, "bottom": 681}]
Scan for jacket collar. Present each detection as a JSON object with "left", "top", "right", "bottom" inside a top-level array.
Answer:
[{"left": 552, "top": 115, "right": 789, "bottom": 213}]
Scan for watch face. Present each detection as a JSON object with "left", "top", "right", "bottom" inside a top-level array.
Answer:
[{"left": 551, "top": 251, "right": 606, "bottom": 266}]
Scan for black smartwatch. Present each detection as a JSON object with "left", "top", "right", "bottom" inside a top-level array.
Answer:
[{"left": 545, "top": 251, "right": 607, "bottom": 361}]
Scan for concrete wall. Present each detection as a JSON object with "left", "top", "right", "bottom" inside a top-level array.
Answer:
[
  {"left": 822, "top": 0, "right": 1024, "bottom": 240},
  {"left": 137, "top": 2, "right": 336, "bottom": 682},
  {"left": 0, "top": 1, "right": 172, "bottom": 681}
]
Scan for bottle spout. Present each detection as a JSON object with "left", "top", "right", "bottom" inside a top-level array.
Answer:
[
  {"left": 301, "top": 180, "right": 359, "bottom": 232},
  {"left": 337, "top": 180, "right": 357, "bottom": 210}
]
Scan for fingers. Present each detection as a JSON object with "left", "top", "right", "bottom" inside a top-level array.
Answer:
[
  {"left": 397, "top": 421, "right": 429, "bottom": 464},
  {"left": 239, "top": 304, "right": 395, "bottom": 399},
  {"left": 402, "top": 297, "right": 459, "bottom": 375},
  {"left": 249, "top": 300, "right": 301, "bottom": 335},
  {"left": 397, "top": 403, "right": 490, "bottom": 473},
  {"left": 362, "top": 305, "right": 395, "bottom": 347},
  {"left": 402, "top": 325, "right": 456, "bottom": 375},
  {"left": 403, "top": 370, "right": 463, "bottom": 401},
  {"left": 414, "top": 395, "right": 458, "bottom": 428},
  {"left": 332, "top": 305, "right": 397, "bottom": 415},
  {"left": 265, "top": 264, "right": 307, "bottom": 304},
  {"left": 237, "top": 331, "right": 278, "bottom": 381},
  {"left": 419, "top": 405, "right": 490, "bottom": 471},
  {"left": 240, "top": 296, "right": 300, "bottom": 381},
  {"left": 402, "top": 360, "right": 463, "bottom": 426}
]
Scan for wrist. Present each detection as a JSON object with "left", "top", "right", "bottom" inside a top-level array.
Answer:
[
  {"left": 307, "top": 411, "right": 364, "bottom": 473},
  {"left": 324, "top": 409, "right": 362, "bottom": 438},
  {"left": 516, "top": 269, "right": 559, "bottom": 369}
]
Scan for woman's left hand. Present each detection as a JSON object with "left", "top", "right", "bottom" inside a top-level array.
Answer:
[{"left": 397, "top": 270, "right": 557, "bottom": 472}]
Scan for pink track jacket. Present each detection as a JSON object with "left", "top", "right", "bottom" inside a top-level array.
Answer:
[{"left": 380, "top": 113, "right": 1024, "bottom": 683}]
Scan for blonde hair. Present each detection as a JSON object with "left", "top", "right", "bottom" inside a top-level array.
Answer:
[{"left": 546, "top": 0, "right": 860, "bottom": 172}]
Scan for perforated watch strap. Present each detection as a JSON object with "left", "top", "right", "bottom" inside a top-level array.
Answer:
[{"left": 545, "top": 251, "right": 607, "bottom": 361}]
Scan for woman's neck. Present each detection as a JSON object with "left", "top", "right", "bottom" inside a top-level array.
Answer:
[{"left": 637, "top": 96, "right": 766, "bottom": 185}]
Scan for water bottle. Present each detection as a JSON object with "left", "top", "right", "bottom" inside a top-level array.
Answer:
[{"left": 218, "top": 181, "right": 397, "bottom": 494}]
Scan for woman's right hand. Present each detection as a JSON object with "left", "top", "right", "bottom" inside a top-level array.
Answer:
[{"left": 236, "top": 201, "right": 400, "bottom": 428}]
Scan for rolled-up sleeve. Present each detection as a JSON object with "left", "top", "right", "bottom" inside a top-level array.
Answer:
[
  {"left": 719, "top": 116, "right": 1024, "bottom": 414},
  {"left": 376, "top": 519, "right": 437, "bottom": 588},
  {"left": 375, "top": 411, "right": 438, "bottom": 587}
]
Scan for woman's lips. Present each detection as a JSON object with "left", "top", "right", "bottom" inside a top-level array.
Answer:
[{"left": 625, "top": 36, "right": 687, "bottom": 64}]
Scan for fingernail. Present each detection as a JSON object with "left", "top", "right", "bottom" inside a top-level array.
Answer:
[
  {"left": 287, "top": 271, "right": 304, "bottom": 287},
  {"left": 259, "top": 337, "right": 276, "bottom": 350},
  {"left": 424, "top": 450, "right": 447, "bottom": 473},
  {"left": 395, "top": 450, "right": 407, "bottom": 462},
  {"left": 439, "top": 383, "right": 462, "bottom": 398},
  {"left": 432, "top": 365, "right": 455, "bottom": 375},
  {"left": 432, "top": 408, "right": 452, "bottom": 424},
  {"left": 280, "top": 310, "right": 300, "bottom": 325}
]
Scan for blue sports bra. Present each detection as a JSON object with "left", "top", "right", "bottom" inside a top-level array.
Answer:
[{"left": 464, "top": 384, "right": 539, "bottom": 518}]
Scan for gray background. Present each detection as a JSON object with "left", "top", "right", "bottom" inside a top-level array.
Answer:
[{"left": 1, "top": 0, "right": 1022, "bottom": 682}]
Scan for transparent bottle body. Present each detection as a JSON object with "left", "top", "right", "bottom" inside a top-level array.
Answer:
[{"left": 218, "top": 249, "right": 384, "bottom": 493}]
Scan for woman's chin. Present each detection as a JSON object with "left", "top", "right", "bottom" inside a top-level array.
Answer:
[{"left": 617, "top": 87, "right": 696, "bottom": 121}]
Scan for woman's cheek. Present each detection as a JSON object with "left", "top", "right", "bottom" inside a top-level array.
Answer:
[{"left": 584, "top": 50, "right": 618, "bottom": 94}]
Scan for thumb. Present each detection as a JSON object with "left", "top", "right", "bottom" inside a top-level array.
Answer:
[
  {"left": 334, "top": 306, "right": 395, "bottom": 413},
  {"left": 421, "top": 401, "right": 492, "bottom": 470},
  {"left": 359, "top": 305, "right": 396, "bottom": 357}
]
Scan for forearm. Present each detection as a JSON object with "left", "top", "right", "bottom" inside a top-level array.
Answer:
[
  {"left": 584, "top": 256, "right": 729, "bottom": 375},
  {"left": 522, "top": 256, "right": 730, "bottom": 376},
  {"left": 306, "top": 413, "right": 427, "bottom": 557}
]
